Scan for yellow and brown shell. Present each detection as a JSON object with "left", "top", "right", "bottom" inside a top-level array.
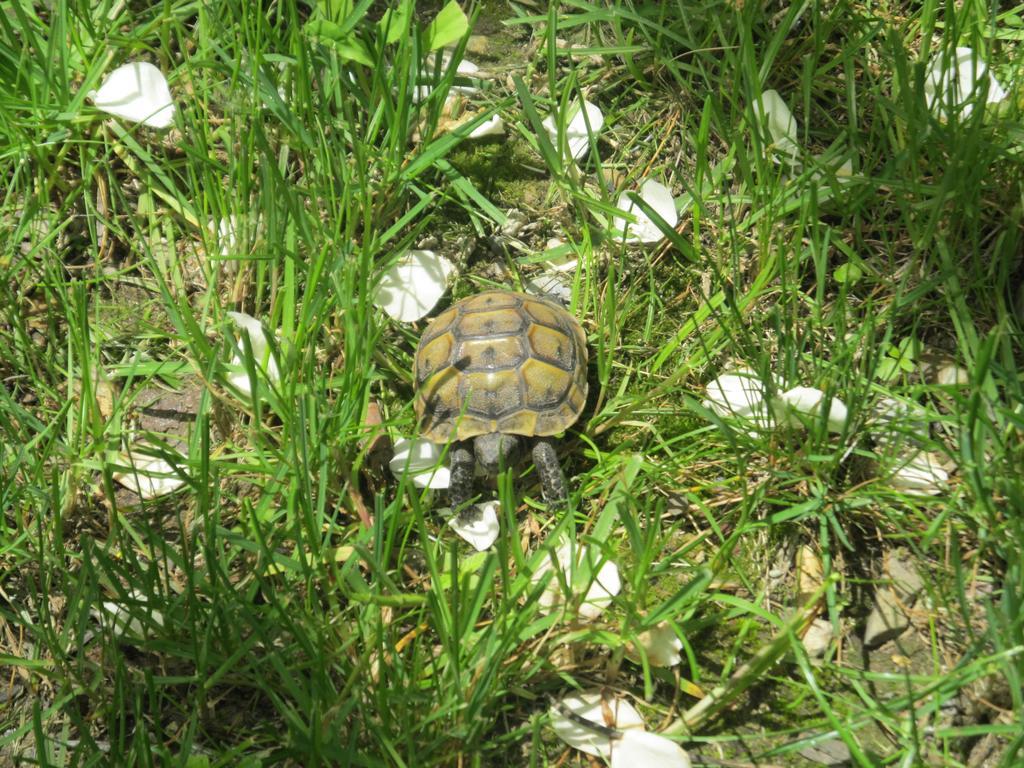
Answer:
[{"left": 414, "top": 290, "right": 588, "bottom": 442}]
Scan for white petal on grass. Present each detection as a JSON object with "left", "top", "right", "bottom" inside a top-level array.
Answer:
[
  {"left": 888, "top": 451, "right": 948, "bottom": 495},
  {"left": 113, "top": 443, "right": 187, "bottom": 499},
  {"left": 217, "top": 215, "right": 238, "bottom": 257},
  {"left": 610, "top": 730, "right": 692, "bottom": 768},
  {"left": 374, "top": 250, "right": 455, "bottom": 322},
  {"left": 542, "top": 99, "right": 604, "bottom": 160},
  {"left": 533, "top": 540, "right": 621, "bottom": 620},
  {"left": 467, "top": 114, "right": 505, "bottom": 139},
  {"left": 89, "top": 62, "right": 175, "bottom": 128},
  {"left": 924, "top": 47, "right": 1008, "bottom": 119},
  {"left": 752, "top": 89, "right": 800, "bottom": 163},
  {"left": 390, "top": 437, "right": 451, "bottom": 489},
  {"left": 412, "top": 55, "right": 483, "bottom": 103},
  {"left": 225, "top": 311, "right": 280, "bottom": 396},
  {"left": 549, "top": 691, "right": 644, "bottom": 758},
  {"left": 772, "top": 386, "right": 848, "bottom": 433},
  {"left": 448, "top": 501, "right": 500, "bottom": 550},
  {"left": 702, "top": 369, "right": 770, "bottom": 423},
  {"left": 612, "top": 179, "right": 679, "bottom": 244},
  {"left": 91, "top": 589, "right": 165, "bottom": 639},
  {"left": 542, "top": 239, "right": 579, "bottom": 274},
  {"left": 628, "top": 621, "right": 683, "bottom": 667}
]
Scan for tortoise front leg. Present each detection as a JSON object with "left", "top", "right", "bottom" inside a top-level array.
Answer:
[
  {"left": 532, "top": 438, "right": 567, "bottom": 505},
  {"left": 448, "top": 442, "right": 476, "bottom": 514}
]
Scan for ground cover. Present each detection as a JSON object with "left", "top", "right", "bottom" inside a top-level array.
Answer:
[{"left": 1, "top": 0, "right": 1022, "bottom": 765}]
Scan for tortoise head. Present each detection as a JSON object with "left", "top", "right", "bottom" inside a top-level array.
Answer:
[{"left": 474, "top": 433, "right": 522, "bottom": 476}]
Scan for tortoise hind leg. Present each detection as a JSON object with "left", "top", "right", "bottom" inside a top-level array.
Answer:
[
  {"left": 532, "top": 438, "right": 567, "bottom": 505},
  {"left": 448, "top": 442, "right": 476, "bottom": 514}
]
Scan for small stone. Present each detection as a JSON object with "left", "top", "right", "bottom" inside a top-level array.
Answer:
[
  {"left": 801, "top": 618, "right": 833, "bottom": 658},
  {"left": 885, "top": 548, "right": 924, "bottom": 598},
  {"left": 501, "top": 210, "right": 528, "bottom": 238},
  {"left": 935, "top": 363, "right": 970, "bottom": 386},
  {"left": 798, "top": 737, "right": 853, "bottom": 766},
  {"left": 864, "top": 586, "right": 909, "bottom": 647},
  {"left": 465, "top": 35, "right": 491, "bottom": 57}
]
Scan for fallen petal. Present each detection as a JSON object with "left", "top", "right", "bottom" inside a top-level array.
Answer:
[
  {"left": 225, "top": 311, "right": 280, "bottom": 396},
  {"left": 888, "top": 451, "right": 948, "bottom": 495},
  {"left": 467, "top": 113, "right": 505, "bottom": 139},
  {"left": 924, "top": 47, "right": 1007, "bottom": 119},
  {"left": 610, "top": 730, "right": 692, "bottom": 768},
  {"left": 90, "top": 62, "right": 175, "bottom": 128},
  {"left": 702, "top": 369, "right": 771, "bottom": 425},
  {"left": 612, "top": 179, "right": 678, "bottom": 244},
  {"left": 113, "top": 443, "right": 187, "bottom": 499},
  {"left": 217, "top": 215, "right": 238, "bottom": 257},
  {"left": 627, "top": 621, "right": 683, "bottom": 667},
  {"left": 579, "top": 557, "right": 622, "bottom": 620},
  {"left": 374, "top": 250, "right": 455, "bottom": 322},
  {"left": 753, "top": 89, "right": 800, "bottom": 163},
  {"left": 91, "top": 589, "right": 165, "bottom": 639},
  {"left": 448, "top": 501, "right": 500, "bottom": 550},
  {"left": 549, "top": 691, "right": 644, "bottom": 758},
  {"left": 533, "top": 539, "right": 621, "bottom": 620},
  {"left": 542, "top": 99, "right": 604, "bottom": 160},
  {"left": 390, "top": 437, "right": 451, "bottom": 489},
  {"left": 773, "top": 386, "right": 848, "bottom": 433}
]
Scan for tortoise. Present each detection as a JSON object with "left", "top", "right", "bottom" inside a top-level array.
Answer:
[{"left": 414, "top": 290, "right": 588, "bottom": 512}]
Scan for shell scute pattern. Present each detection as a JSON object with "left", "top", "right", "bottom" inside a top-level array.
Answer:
[{"left": 415, "top": 290, "right": 588, "bottom": 442}]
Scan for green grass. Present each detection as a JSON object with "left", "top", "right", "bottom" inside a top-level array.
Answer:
[{"left": 2, "top": 0, "right": 1022, "bottom": 765}]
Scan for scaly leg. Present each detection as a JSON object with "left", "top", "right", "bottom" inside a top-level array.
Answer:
[
  {"left": 532, "top": 438, "right": 567, "bottom": 505},
  {"left": 448, "top": 442, "right": 477, "bottom": 515}
]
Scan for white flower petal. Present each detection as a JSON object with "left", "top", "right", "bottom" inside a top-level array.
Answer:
[
  {"left": 541, "top": 237, "right": 579, "bottom": 274},
  {"left": 549, "top": 692, "right": 644, "bottom": 758},
  {"left": 467, "top": 114, "right": 505, "bottom": 139},
  {"left": 542, "top": 100, "right": 604, "bottom": 160},
  {"left": 374, "top": 250, "right": 455, "bottom": 322},
  {"left": 888, "top": 451, "right": 948, "bottom": 495},
  {"left": 91, "top": 589, "right": 165, "bottom": 639},
  {"left": 579, "top": 558, "right": 621, "bottom": 620},
  {"left": 448, "top": 501, "right": 500, "bottom": 550},
  {"left": 612, "top": 179, "right": 679, "bottom": 244},
  {"left": 924, "top": 47, "right": 1007, "bottom": 119},
  {"left": 217, "top": 215, "right": 238, "bottom": 257},
  {"left": 610, "top": 730, "right": 692, "bottom": 768},
  {"left": 628, "top": 621, "right": 683, "bottom": 667},
  {"left": 390, "top": 437, "right": 451, "bottom": 489},
  {"left": 410, "top": 55, "right": 482, "bottom": 104},
  {"left": 753, "top": 89, "right": 800, "bottom": 163},
  {"left": 225, "top": 312, "right": 280, "bottom": 396},
  {"left": 702, "top": 369, "right": 769, "bottom": 421},
  {"left": 113, "top": 443, "right": 187, "bottom": 499},
  {"left": 89, "top": 62, "right": 175, "bottom": 128},
  {"left": 773, "top": 386, "right": 848, "bottom": 433},
  {"left": 533, "top": 540, "right": 621, "bottom": 620}
]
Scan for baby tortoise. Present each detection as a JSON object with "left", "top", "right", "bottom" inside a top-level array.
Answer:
[{"left": 414, "top": 290, "right": 588, "bottom": 511}]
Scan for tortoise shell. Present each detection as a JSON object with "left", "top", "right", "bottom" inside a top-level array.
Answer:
[{"left": 414, "top": 290, "right": 588, "bottom": 442}]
